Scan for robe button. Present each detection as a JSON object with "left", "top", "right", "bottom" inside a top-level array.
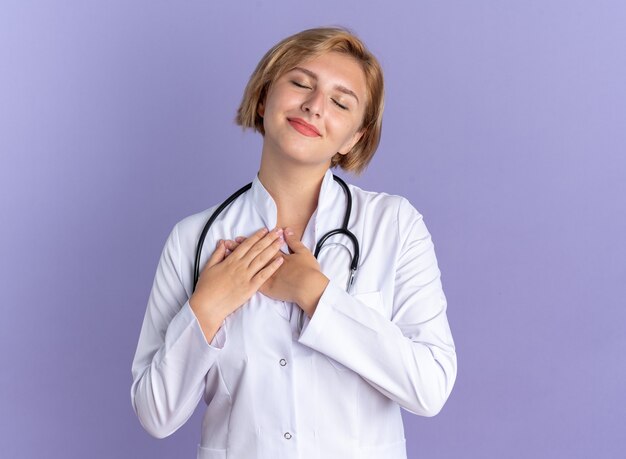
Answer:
[
  {"left": 279, "top": 359, "right": 287, "bottom": 366},
  {"left": 284, "top": 432, "right": 292, "bottom": 440}
]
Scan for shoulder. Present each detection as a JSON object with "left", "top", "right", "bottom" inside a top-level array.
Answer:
[
  {"left": 346, "top": 182, "right": 424, "bottom": 224},
  {"left": 162, "top": 204, "right": 221, "bottom": 253},
  {"left": 345, "top": 182, "right": 429, "bottom": 254}
]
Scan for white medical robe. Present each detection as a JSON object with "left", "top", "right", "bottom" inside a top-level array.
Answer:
[{"left": 131, "top": 169, "right": 457, "bottom": 459}]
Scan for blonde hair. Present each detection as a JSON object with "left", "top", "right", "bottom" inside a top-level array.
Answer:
[{"left": 235, "top": 26, "right": 384, "bottom": 175}]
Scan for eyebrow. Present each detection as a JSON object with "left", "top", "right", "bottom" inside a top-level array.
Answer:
[{"left": 291, "top": 67, "right": 360, "bottom": 104}]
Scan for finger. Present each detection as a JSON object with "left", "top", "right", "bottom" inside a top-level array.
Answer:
[
  {"left": 229, "top": 227, "right": 270, "bottom": 260},
  {"left": 223, "top": 239, "right": 240, "bottom": 257},
  {"left": 248, "top": 236, "right": 285, "bottom": 273},
  {"left": 283, "top": 227, "right": 308, "bottom": 254},
  {"left": 251, "top": 256, "right": 284, "bottom": 290},
  {"left": 206, "top": 240, "right": 226, "bottom": 269},
  {"left": 229, "top": 239, "right": 244, "bottom": 252},
  {"left": 241, "top": 228, "right": 283, "bottom": 266}
]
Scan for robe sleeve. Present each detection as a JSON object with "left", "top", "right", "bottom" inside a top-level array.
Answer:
[{"left": 130, "top": 223, "right": 225, "bottom": 438}]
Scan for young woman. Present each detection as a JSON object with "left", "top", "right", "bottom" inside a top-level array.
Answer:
[{"left": 131, "top": 26, "right": 457, "bottom": 459}]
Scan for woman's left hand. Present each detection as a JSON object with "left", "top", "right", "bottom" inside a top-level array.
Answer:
[{"left": 226, "top": 228, "right": 329, "bottom": 317}]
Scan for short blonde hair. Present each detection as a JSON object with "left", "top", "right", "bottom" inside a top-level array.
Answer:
[{"left": 235, "top": 26, "right": 385, "bottom": 175}]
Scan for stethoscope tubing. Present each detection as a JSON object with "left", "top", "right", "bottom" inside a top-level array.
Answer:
[
  {"left": 192, "top": 174, "right": 359, "bottom": 296},
  {"left": 193, "top": 182, "right": 252, "bottom": 291}
]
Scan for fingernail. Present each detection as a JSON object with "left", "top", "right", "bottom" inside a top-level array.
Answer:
[
  {"left": 216, "top": 239, "right": 222, "bottom": 248},
  {"left": 285, "top": 227, "right": 294, "bottom": 236}
]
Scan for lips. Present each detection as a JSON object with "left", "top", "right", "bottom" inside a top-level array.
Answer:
[{"left": 287, "top": 118, "right": 321, "bottom": 137}]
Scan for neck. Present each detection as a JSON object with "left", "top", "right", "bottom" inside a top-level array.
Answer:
[{"left": 257, "top": 152, "right": 330, "bottom": 232}]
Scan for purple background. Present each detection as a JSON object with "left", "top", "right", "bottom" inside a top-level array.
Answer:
[{"left": 1, "top": 1, "right": 625, "bottom": 458}]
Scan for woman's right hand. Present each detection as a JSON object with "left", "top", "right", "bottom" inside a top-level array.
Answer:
[{"left": 189, "top": 227, "right": 284, "bottom": 342}]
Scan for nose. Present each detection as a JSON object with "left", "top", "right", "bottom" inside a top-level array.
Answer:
[{"left": 301, "top": 89, "right": 324, "bottom": 117}]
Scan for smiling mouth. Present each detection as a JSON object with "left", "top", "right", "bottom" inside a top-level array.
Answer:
[{"left": 287, "top": 118, "right": 321, "bottom": 137}]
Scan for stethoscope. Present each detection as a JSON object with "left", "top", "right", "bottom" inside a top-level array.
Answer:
[{"left": 192, "top": 174, "right": 360, "bottom": 329}]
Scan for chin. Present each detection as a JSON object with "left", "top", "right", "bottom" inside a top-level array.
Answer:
[{"left": 274, "top": 141, "right": 315, "bottom": 160}]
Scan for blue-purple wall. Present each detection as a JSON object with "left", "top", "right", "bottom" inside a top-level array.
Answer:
[{"left": 1, "top": 1, "right": 624, "bottom": 457}]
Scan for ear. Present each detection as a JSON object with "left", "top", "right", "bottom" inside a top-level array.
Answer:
[
  {"left": 337, "top": 128, "right": 365, "bottom": 156},
  {"left": 257, "top": 101, "right": 265, "bottom": 118}
]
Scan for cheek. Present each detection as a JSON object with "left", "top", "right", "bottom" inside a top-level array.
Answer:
[
  {"left": 264, "top": 86, "right": 293, "bottom": 111},
  {"left": 332, "top": 118, "right": 360, "bottom": 142}
]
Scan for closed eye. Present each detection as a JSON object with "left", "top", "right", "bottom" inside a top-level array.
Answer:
[
  {"left": 332, "top": 99, "right": 348, "bottom": 110},
  {"left": 291, "top": 80, "right": 348, "bottom": 110},
  {"left": 291, "top": 80, "right": 310, "bottom": 89}
]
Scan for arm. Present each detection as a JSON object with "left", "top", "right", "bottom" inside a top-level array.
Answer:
[
  {"left": 130, "top": 224, "right": 223, "bottom": 438},
  {"left": 298, "top": 198, "right": 457, "bottom": 416},
  {"left": 130, "top": 225, "right": 284, "bottom": 438}
]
